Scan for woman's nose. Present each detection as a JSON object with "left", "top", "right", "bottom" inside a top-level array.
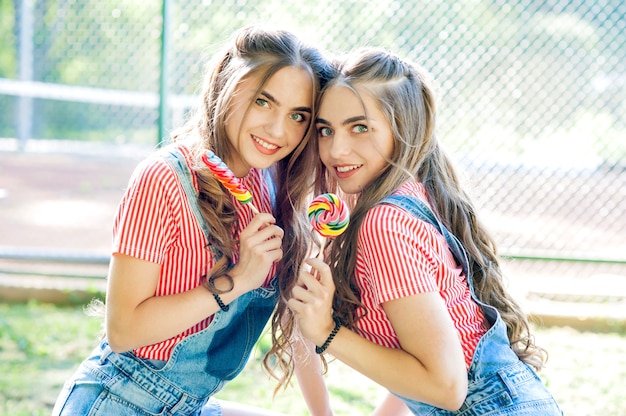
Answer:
[
  {"left": 265, "top": 115, "right": 286, "bottom": 140},
  {"left": 328, "top": 132, "right": 351, "bottom": 158}
]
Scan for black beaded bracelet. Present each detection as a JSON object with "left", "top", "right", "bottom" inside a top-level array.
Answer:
[
  {"left": 212, "top": 293, "right": 229, "bottom": 312},
  {"left": 208, "top": 276, "right": 230, "bottom": 312},
  {"left": 315, "top": 318, "right": 341, "bottom": 354}
]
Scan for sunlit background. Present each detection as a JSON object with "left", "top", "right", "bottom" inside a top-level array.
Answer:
[{"left": 1, "top": 0, "right": 624, "bottom": 264}]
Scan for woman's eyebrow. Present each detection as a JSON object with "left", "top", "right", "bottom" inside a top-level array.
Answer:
[
  {"left": 342, "top": 116, "right": 366, "bottom": 125},
  {"left": 315, "top": 115, "right": 366, "bottom": 126},
  {"left": 294, "top": 106, "right": 312, "bottom": 114},
  {"left": 260, "top": 91, "right": 279, "bottom": 105},
  {"left": 261, "top": 91, "right": 311, "bottom": 114},
  {"left": 316, "top": 117, "right": 331, "bottom": 125}
]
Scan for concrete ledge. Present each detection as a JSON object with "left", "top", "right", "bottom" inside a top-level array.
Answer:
[
  {"left": 0, "top": 285, "right": 104, "bottom": 305},
  {"left": 0, "top": 273, "right": 106, "bottom": 305},
  {"left": 526, "top": 297, "right": 626, "bottom": 332},
  {"left": 2, "top": 272, "right": 626, "bottom": 332}
]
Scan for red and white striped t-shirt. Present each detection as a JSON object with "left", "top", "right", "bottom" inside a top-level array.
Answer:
[
  {"left": 112, "top": 144, "right": 276, "bottom": 361},
  {"left": 354, "top": 181, "right": 487, "bottom": 368}
]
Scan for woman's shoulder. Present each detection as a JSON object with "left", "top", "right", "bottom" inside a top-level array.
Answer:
[
  {"left": 125, "top": 143, "right": 195, "bottom": 195},
  {"left": 135, "top": 143, "right": 192, "bottom": 175},
  {"left": 391, "top": 180, "right": 427, "bottom": 199},
  {"left": 368, "top": 181, "right": 426, "bottom": 215},
  {"left": 362, "top": 182, "right": 431, "bottom": 235}
]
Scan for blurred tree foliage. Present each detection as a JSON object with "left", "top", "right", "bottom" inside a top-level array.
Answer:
[{"left": 0, "top": 0, "right": 623, "bottom": 164}]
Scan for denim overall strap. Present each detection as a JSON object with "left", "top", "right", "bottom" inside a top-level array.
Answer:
[
  {"left": 263, "top": 167, "right": 277, "bottom": 210},
  {"left": 163, "top": 148, "right": 224, "bottom": 259},
  {"left": 382, "top": 195, "right": 472, "bottom": 290}
]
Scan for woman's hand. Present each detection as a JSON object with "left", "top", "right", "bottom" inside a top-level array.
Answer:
[
  {"left": 228, "top": 212, "right": 284, "bottom": 293},
  {"left": 288, "top": 258, "right": 336, "bottom": 346}
]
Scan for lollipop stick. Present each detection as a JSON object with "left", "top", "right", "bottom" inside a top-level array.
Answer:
[
  {"left": 248, "top": 203, "right": 260, "bottom": 215},
  {"left": 316, "top": 236, "right": 327, "bottom": 260}
]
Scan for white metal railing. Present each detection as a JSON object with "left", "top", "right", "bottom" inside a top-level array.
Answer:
[{"left": 0, "top": 77, "right": 195, "bottom": 147}]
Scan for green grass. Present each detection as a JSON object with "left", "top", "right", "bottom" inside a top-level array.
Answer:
[
  {"left": 1, "top": 301, "right": 625, "bottom": 415},
  {"left": 0, "top": 301, "right": 103, "bottom": 416}
]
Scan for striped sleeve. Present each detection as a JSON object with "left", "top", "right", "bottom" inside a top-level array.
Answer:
[
  {"left": 112, "top": 158, "right": 180, "bottom": 264},
  {"left": 357, "top": 204, "right": 441, "bottom": 305}
]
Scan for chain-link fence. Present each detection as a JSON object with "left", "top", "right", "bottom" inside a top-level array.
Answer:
[{"left": 1, "top": 0, "right": 625, "bottom": 281}]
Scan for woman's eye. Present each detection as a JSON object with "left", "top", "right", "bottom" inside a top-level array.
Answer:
[
  {"left": 318, "top": 126, "right": 333, "bottom": 137},
  {"left": 255, "top": 98, "right": 269, "bottom": 107},
  {"left": 352, "top": 124, "right": 368, "bottom": 134},
  {"left": 290, "top": 113, "right": 305, "bottom": 122}
]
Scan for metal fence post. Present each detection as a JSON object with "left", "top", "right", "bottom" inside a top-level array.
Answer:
[
  {"left": 158, "top": 0, "right": 172, "bottom": 147},
  {"left": 16, "top": 0, "right": 34, "bottom": 151}
]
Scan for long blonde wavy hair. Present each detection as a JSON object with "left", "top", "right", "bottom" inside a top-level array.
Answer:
[
  {"left": 170, "top": 25, "right": 333, "bottom": 383},
  {"left": 315, "top": 47, "right": 547, "bottom": 372}
]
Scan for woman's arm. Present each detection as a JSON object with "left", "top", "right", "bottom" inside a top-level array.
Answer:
[
  {"left": 106, "top": 213, "right": 284, "bottom": 352},
  {"left": 289, "top": 258, "right": 467, "bottom": 412},
  {"left": 293, "top": 339, "right": 333, "bottom": 416},
  {"left": 105, "top": 254, "right": 220, "bottom": 352}
]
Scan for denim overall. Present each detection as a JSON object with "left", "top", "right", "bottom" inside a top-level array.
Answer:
[
  {"left": 52, "top": 149, "right": 279, "bottom": 416},
  {"left": 382, "top": 195, "right": 563, "bottom": 415}
]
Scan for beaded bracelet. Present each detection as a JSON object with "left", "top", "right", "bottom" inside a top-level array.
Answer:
[
  {"left": 208, "top": 276, "right": 230, "bottom": 312},
  {"left": 315, "top": 318, "right": 341, "bottom": 354}
]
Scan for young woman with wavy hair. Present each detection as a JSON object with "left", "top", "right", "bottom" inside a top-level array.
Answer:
[{"left": 289, "top": 48, "right": 563, "bottom": 415}]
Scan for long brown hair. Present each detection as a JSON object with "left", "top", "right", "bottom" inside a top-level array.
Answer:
[
  {"left": 317, "top": 48, "right": 547, "bottom": 371},
  {"left": 170, "top": 25, "right": 333, "bottom": 385}
]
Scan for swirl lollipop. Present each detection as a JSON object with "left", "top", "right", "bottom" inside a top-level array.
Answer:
[
  {"left": 202, "top": 150, "right": 259, "bottom": 214},
  {"left": 308, "top": 193, "right": 350, "bottom": 258}
]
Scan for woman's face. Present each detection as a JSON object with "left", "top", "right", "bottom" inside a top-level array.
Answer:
[
  {"left": 316, "top": 84, "right": 394, "bottom": 194},
  {"left": 225, "top": 66, "right": 313, "bottom": 177}
]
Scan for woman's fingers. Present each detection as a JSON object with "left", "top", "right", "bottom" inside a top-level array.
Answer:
[
  {"left": 228, "top": 213, "right": 285, "bottom": 292},
  {"left": 288, "top": 263, "right": 337, "bottom": 345},
  {"left": 305, "top": 258, "right": 335, "bottom": 291},
  {"left": 241, "top": 213, "right": 280, "bottom": 236},
  {"left": 290, "top": 266, "right": 334, "bottom": 311},
  {"left": 239, "top": 214, "right": 284, "bottom": 262}
]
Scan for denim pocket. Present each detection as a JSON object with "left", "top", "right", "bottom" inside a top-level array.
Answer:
[
  {"left": 461, "top": 364, "right": 562, "bottom": 416},
  {"left": 90, "top": 391, "right": 169, "bottom": 416}
]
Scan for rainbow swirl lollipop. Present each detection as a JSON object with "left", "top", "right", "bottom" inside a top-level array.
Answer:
[
  {"left": 202, "top": 150, "right": 259, "bottom": 214},
  {"left": 308, "top": 193, "right": 350, "bottom": 238}
]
